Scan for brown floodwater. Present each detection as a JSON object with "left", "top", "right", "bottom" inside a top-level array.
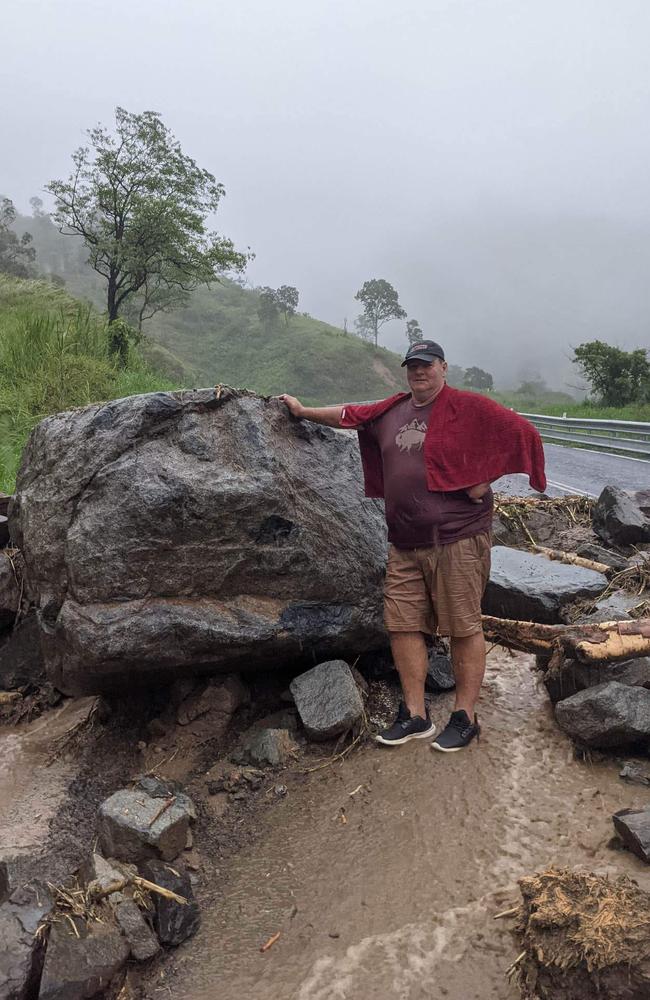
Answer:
[{"left": 139, "top": 650, "right": 650, "bottom": 1000}]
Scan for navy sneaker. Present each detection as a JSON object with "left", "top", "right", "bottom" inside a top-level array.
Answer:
[
  {"left": 431, "top": 710, "right": 480, "bottom": 752},
  {"left": 375, "top": 702, "right": 435, "bottom": 746}
]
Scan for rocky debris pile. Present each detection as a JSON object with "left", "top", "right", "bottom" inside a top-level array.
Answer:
[
  {"left": 593, "top": 486, "right": 650, "bottom": 547},
  {"left": 10, "top": 388, "right": 388, "bottom": 695},
  {"left": 0, "top": 775, "right": 201, "bottom": 1000},
  {"left": 613, "top": 807, "right": 650, "bottom": 863},
  {"left": 484, "top": 546, "right": 607, "bottom": 623},
  {"left": 290, "top": 659, "right": 364, "bottom": 741},
  {"left": 513, "top": 868, "right": 650, "bottom": 1000}
]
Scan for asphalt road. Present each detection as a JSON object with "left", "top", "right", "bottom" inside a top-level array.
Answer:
[{"left": 495, "top": 442, "right": 649, "bottom": 498}]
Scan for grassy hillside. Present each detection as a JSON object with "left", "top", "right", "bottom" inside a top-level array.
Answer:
[
  {"left": 144, "top": 280, "right": 405, "bottom": 405},
  {"left": 0, "top": 275, "right": 174, "bottom": 492}
]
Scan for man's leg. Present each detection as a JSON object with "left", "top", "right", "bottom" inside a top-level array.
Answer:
[
  {"left": 450, "top": 631, "right": 486, "bottom": 718},
  {"left": 389, "top": 631, "right": 429, "bottom": 719}
]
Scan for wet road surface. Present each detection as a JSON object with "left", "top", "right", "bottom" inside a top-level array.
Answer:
[{"left": 497, "top": 441, "right": 649, "bottom": 498}]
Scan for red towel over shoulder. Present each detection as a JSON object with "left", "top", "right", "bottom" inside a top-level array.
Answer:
[{"left": 340, "top": 385, "right": 546, "bottom": 497}]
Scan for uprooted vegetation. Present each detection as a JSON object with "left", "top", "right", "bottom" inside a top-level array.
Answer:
[{"left": 513, "top": 868, "right": 650, "bottom": 999}]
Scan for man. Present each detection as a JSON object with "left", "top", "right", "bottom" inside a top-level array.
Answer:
[{"left": 279, "top": 340, "right": 545, "bottom": 752}]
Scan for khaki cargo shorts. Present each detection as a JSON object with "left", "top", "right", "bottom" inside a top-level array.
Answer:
[{"left": 383, "top": 532, "right": 491, "bottom": 638}]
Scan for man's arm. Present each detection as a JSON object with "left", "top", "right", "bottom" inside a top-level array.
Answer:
[{"left": 277, "top": 394, "right": 343, "bottom": 428}]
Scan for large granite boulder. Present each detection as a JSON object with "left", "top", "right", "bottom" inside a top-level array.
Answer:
[
  {"left": 593, "top": 486, "right": 650, "bottom": 546},
  {"left": 483, "top": 546, "right": 607, "bottom": 624},
  {"left": 10, "top": 389, "right": 387, "bottom": 694}
]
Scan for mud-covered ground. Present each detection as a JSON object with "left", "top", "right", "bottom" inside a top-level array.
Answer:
[{"left": 3, "top": 648, "right": 650, "bottom": 1000}]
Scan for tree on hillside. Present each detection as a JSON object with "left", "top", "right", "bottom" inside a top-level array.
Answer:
[
  {"left": 354, "top": 279, "right": 406, "bottom": 347},
  {"left": 275, "top": 285, "right": 299, "bottom": 324},
  {"left": 406, "top": 318, "right": 423, "bottom": 346},
  {"left": 573, "top": 341, "right": 650, "bottom": 406},
  {"left": 0, "top": 198, "right": 36, "bottom": 277},
  {"left": 463, "top": 366, "right": 494, "bottom": 391},
  {"left": 47, "top": 107, "right": 248, "bottom": 354},
  {"left": 257, "top": 286, "right": 280, "bottom": 332}
]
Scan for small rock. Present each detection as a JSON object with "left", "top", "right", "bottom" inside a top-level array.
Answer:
[
  {"left": 0, "top": 883, "right": 51, "bottom": 1000},
  {"left": 290, "top": 660, "right": 364, "bottom": 741},
  {"left": 176, "top": 674, "right": 248, "bottom": 727},
  {"left": 97, "top": 788, "right": 195, "bottom": 863},
  {"left": 555, "top": 681, "right": 650, "bottom": 748},
  {"left": 425, "top": 652, "right": 455, "bottom": 692},
  {"left": 593, "top": 486, "right": 650, "bottom": 546},
  {"left": 274, "top": 784, "right": 288, "bottom": 797},
  {"left": 133, "top": 775, "right": 181, "bottom": 799},
  {"left": 569, "top": 591, "right": 640, "bottom": 625},
  {"left": 575, "top": 541, "right": 628, "bottom": 572},
  {"left": 613, "top": 807, "right": 650, "bottom": 863},
  {"left": 136, "top": 741, "right": 147, "bottom": 751},
  {"left": 138, "top": 860, "right": 200, "bottom": 946},
  {"left": 115, "top": 899, "right": 160, "bottom": 962},
  {"left": 38, "top": 919, "right": 130, "bottom": 1000},
  {"left": 619, "top": 762, "right": 650, "bottom": 786},
  {"left": 81, "top": 852, "right": 130, "bottom": 903},
  {"left": 239, "top": 727, "right": 297, "bottom": 766}
]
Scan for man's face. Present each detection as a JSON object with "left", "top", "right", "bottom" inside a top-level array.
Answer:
[{"left": 406, "top": 358, "right": 447, "bottom": 396}]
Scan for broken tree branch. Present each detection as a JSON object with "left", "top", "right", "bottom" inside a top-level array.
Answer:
[
  {"left": 531, "top": 545, "right": 611, "bottom": 577},
  {"left": 482, "top": 615, "right": 650, "bottom": 664}
]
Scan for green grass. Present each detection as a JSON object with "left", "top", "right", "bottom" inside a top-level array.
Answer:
[
  {"left": 490, "top": 390, "right": 650, "bottom": 421},
  {"left": 0, "top": 275, "right": 175, "bottom": 492},
  {"left": 147, "top": 280, "right": 406, "bottom": 405}
]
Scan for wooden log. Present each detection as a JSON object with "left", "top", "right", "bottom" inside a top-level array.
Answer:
[
  {"left": 531, "top": 544, "right": 611, "bottom": 576},
  {"left": 482, "top": 615, "right": 650, "bottom": 664}
]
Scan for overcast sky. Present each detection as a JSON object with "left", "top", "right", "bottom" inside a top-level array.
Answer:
[{"left": 3, "top": 0, "right": 650, "bottom": 386}]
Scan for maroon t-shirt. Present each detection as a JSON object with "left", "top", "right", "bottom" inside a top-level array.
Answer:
[{"left": 367, "top": 395, "right": 493, "bottom": 548}]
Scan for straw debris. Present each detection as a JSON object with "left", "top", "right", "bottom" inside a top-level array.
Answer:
[{"left": 513, "top": 868, "right": 650, "bottom": 999}]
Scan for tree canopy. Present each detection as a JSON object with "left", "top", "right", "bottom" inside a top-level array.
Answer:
[
  {"left": 0, "top": 198, "right": 36, "bottom": 277},
  {"left": 573, "top": 340, "right": 649, "bottom": 406},
  {"left": 354, "top": 278, "right": 406, "bottom": 347},
  {"left": 463, "top": 366, "right": 494, "bottom": 391},
  {"left": 47, "top": 107, "right": 248, "bottom": 349}
]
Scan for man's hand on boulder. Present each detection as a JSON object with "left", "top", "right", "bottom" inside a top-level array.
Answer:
[
  {"left": 466, "top": 482, "right": 490, "bottom": 504},
  {"left": 277, "top": 394, "right": 305, "bottom": 419}
]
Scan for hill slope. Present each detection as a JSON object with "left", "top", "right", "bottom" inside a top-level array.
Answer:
[
  {"left": 147, "top": 281, "right": 405, "bottom": 404},
  {"left": 0, "top": 275, "right": 174, "bottom": 491}
]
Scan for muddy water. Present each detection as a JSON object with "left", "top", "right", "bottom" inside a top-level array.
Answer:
[
  {"left": 0, "top": 697, "right": 96, "bottom": 858},
  {"left": 145, "top": 651, "right": 650, "bottom": 1000}
]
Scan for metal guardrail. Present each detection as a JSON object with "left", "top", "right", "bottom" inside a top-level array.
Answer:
[{"left": 520, "top": 412, "right": 650, "bottom": 460}]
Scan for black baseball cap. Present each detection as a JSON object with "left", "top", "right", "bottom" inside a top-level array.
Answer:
[{"left": 401, "top": 340, "right": 445, "bottom": 366}]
